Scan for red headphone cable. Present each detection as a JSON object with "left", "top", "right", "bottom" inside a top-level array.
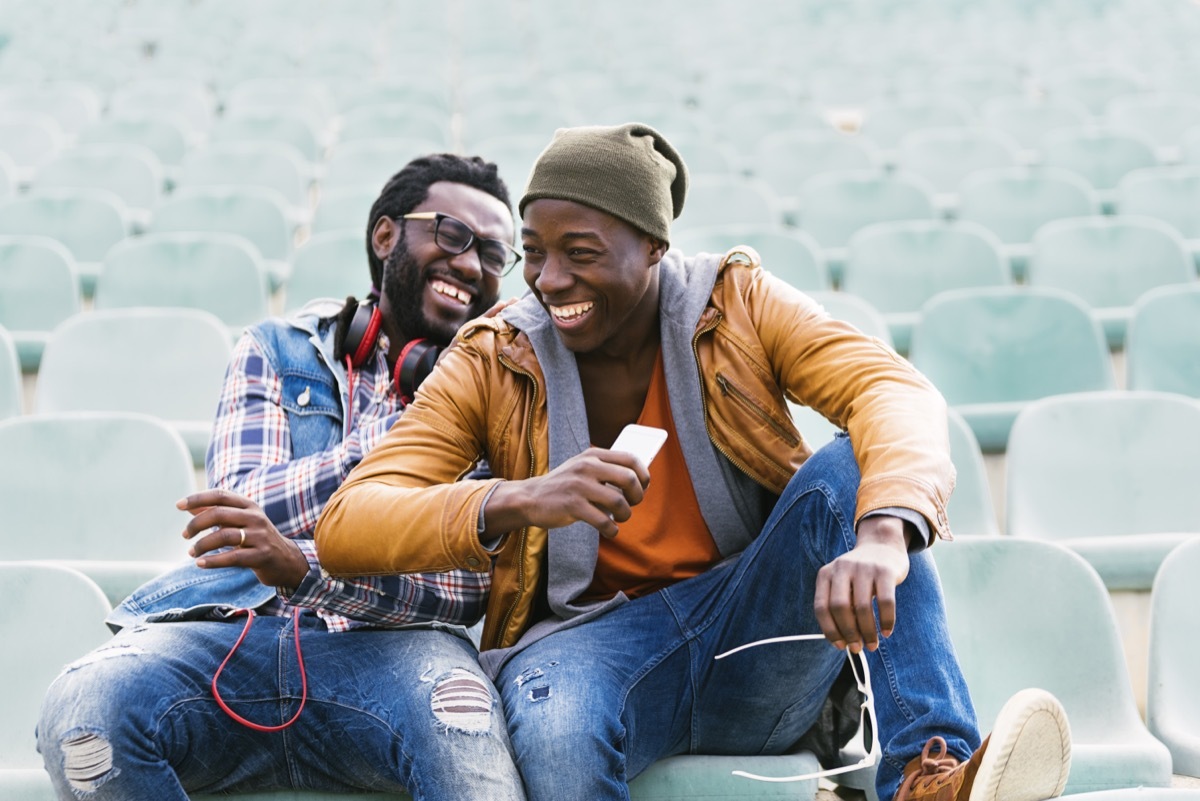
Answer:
[{"left": 211, "top": 607, "right": 308, "bottom": 732}]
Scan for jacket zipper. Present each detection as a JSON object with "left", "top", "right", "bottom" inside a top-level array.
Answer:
[
  {"left": 715, "top": 373, "right": 801, "bottom": 447},
  {"left": 493, "top": 352, "right": 539, "bottom": 650}
]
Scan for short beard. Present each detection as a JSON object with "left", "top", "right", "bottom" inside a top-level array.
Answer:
[{"left": 380, "top": 234, "right": 496, "bottom": 347}]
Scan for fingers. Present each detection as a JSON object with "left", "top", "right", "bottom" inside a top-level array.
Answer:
[
  {"left": 813, "top": 562, "right": 895, "bottom": 653},
  {"left": 177, "top": 488, "right": 253, "bottom": 520},
  {"left": 189, "top": 524, "right": 248, "bottom": 560}
]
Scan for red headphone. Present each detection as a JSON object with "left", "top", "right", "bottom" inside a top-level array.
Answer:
[{"left": 339, "top": 298, "right": 440, "bottom": 406}]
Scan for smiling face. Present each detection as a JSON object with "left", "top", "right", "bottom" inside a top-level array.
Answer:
[
  {"left": 521, "top": 198, "right": 666, "bottom": 357},
  {"left": 374, "top": 181, "right": 513, "bottom": 347}
]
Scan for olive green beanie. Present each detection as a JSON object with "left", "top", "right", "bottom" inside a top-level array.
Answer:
[{"left": 519, "top": 122, "right": 689, "bottom": 243}]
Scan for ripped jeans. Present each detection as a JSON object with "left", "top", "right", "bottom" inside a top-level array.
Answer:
[
  {"left": 36, "top": 615, "right": 525, "bottom": 801},
  {"left": 496, "top": 435, "right": 979, "bottom": 801}
]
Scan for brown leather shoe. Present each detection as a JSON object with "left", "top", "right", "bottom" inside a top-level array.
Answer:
[{"left": 895, "top": 688, "right": 1071, "bottom": 801}]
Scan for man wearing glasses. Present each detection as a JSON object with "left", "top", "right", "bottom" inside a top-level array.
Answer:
[
  {"left": 314, "top": 125, "right": 1073, "bottom": 801},
  {"left": 37, "top": 154, "right": 526, "bottom": 801}
]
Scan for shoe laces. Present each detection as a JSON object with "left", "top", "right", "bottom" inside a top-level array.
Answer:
[{"left": 895, "top": 736, "right": 961, "bottom": 801}]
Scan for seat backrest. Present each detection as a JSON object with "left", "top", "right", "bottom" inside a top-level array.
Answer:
[
  {"left": 338, "top": 103, "right": 451, "bottom": 148},
  {"left": 175, "top": 142, "right": 310, "bottom": 210},
  {"left": 149, "top": 186, "right": 293, "bottom": 261},
  {"left": 1117, "top": 165, "right": 1200, "bottom": 239},
  {"left": 0, "top": 114, "right": 64, "bottom": 171},
  {"left": 980, "top": 96, "right": 1091, "bottom": 151},
  {"left": 671, "top": 225, "right": 829, "bottom": 291},
  {"left": 842, "top": 220, "right": 1009, "bottom": 315},
  {"left": 798, "top": 170, "right": 937, "bottom": 249},
  {"left": 957, "top": 166, "right": 1100, "bottom": 245},
  {"left": 35, "top": 307, "right": 233, "bottom": 425},
  {"left": 94, "top": 232, "right": 269, "bottom": 329},
  {"left": 1106, "top": 92, "right": 1200, "bottom": 150},
  {"left": 1040, "top": 64, "right": 1146, "bottom": 116},
  {"left": 932, "top": 538, "right": 1148, "bottom": 748},
  {"left": 322, "top": 138, "right": 446, "bottom": 191},
  {"left": 1028, "top": 216, "right": 1194, "bottom": 310},
  {"left": 0, "top": 190, "right": 129, "bottom": 264},
  {"left": 0, "top": 325, "right": 19, "bottom": 419},
  {"left": 108, "top": 78, "right": 216, "bottom": 135},
  {"left": 753, "top": 129, "right": 877, "bottom": 199},
  {"left": 1041, "top": 127, "right": 1159, "bottom": 191},
  {"left": 284, "top": 230, "right": 370, "bottom": 314},
  {"left": 895, "top": 127, "right": 1021, "bottom": 194},
  {"left": 0, "top": 412, "right": 195, "bottom": 562},
  {"left": 673, "top": 175, "right": 780, "bottom": 230},
  {"left": 310, "top": 186, "right": 378, "bottom": 236},
  {"left": 1126, "top": 283, "right": 1200, "bottom": 397},
  {"left": 805, "top": 291, "right": 894, "bottom": 346},
  {"left": 32, "top": 143, "right": 164, "bottom": 213},
  {"left": 0, "top": 81, "right": 101, "bottom": 137},
  {"left": 0, "top": 562, "right": 112, "bottom": 768},
  {"left": 78, "top": 115, "right": 190, "bottom": 170},
  {"left": 210, "top": 110, "right": 324, "bottom": 163},
  {"left": 858, "top": 94, "right": 973, "bottom": 150},
  {"left": 0, "top": 234, "right": 80, "bottom": 341},
  {"left": 1147, "top": 537, "right": 1200, "bottom": 777},
  {"left": 946, "top": 407, "right": 1000, "bottom": 536},
  {"left": 909, "top": 286, "right": 1115, "bottom": 405},
  {"left": 1007, "top": 391, "right": 1200, "bottom": 541}
]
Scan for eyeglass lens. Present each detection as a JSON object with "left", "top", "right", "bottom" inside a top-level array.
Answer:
[{"left": 435, "top": 215, "right": 514, "bottom": 274}]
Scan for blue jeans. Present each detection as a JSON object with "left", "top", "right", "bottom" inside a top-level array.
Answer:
[
  {"left": 497, "top": 435, "right": 979, "bottom": 801},
  {"left": 37, "top": 615, "right": 525, "bottom": 801}
]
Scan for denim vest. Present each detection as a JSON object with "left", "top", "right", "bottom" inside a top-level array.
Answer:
[{"left": 108, "top": 303, "right": 350, "bottom": 631}]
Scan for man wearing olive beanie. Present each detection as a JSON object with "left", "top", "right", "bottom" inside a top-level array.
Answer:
[{"left": 315, "top": 123, "right": 1072, "bottom": 801}]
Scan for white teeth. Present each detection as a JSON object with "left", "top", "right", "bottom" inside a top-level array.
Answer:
[
  {"left": 431, "top": 280, "right": 470, "bottom": 305},
  {"left": 550, "top": 302, "right": 594, "bottom": 320}
]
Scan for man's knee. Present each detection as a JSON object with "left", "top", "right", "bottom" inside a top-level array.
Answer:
[{"left": 428, "top": 667, "right": 496, "bottom": 734}]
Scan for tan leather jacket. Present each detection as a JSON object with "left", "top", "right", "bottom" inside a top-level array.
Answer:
[{"left": 316, "top": 248, "right": 955, "bottom": 651}]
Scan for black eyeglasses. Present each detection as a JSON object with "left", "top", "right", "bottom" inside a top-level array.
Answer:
[{"left": 401, "top": 212, "right": 522, "bottom": 278}]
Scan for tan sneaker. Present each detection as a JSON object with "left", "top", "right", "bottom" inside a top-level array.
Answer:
[{"left": 895, "top": 688, "right": 1071, "bottom": 801}]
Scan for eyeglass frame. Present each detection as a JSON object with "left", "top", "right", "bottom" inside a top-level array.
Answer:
[
  {"left": 400, "top": 211, "right": 522, "bottom": 278},
  {"left": 714, "top": 633, "right": 880, "bottom": 783}
]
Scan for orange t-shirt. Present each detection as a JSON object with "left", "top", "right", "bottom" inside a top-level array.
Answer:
[{"left": 579, "top": 350, "right": 722, "bottom": 603}]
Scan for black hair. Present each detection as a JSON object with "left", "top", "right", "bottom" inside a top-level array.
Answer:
[{"left": 364, "top": 153, "right": 512, "bottom": 291}]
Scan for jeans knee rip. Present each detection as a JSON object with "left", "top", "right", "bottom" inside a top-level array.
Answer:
[
  {"left": 430, "top": 668, "right": 492, "bottom": 734},
  {"left": 511, "top": 662, "right": 558, "bottom": 703},
  {"left": 64, "top": 644, "right": 145, "bottom": 673},
  {"left": 60, "top": 729, "right": 119, "bottom": 795}
]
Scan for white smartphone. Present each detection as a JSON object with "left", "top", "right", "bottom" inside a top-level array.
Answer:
[{"left": 608, "top": 424, "right": 668, "bottom": 469}]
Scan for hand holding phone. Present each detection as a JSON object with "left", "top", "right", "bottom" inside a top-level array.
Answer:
[{"left": 608, "top": 424, "right": 668, "bottom": 470}]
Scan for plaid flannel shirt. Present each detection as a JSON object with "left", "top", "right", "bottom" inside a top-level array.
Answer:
[{"left": 207, "top": 327, "right": 490, "bottom": 632}]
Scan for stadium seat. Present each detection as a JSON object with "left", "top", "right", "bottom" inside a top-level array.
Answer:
[
  {"left": 0, "top": 81, "right": 101, "bottom": 138},
  {"left": 1106, "top": 92, "right": 1200, "bottom": 161},
  {"left": 1039, "top": 63, "right": 1147, "bottom": 116},
  {"left": 78, "top": 116, "right": 190, "bottom": 188},
  {"left": 932, "top": 537, "right": 1173, "bottom": 792},
  {"left": 330, "top": 79, "right": 452, "bottom": 116},
  {"left": 980, "top": 96, "right": 1091, "bottom": 155},
  {"left": 338, "top": 103, "right": 452, "bottom": 149},
  {"left": 210, "top": 110, "right": 326, "bottom": 166},
  {"left": 0, "top": 413, "right": 196, "bottom": 604},
  {"left": 671, "top": 225, "right": 830, "bottom": 292},
  {"left": 108, "top": 78, "right": 217, "bottom": 139},
  {"left": 35, "top": 308, "right": 234, "bottom": 466},
  {"left": 0, "top": 189, "right": 131, "bottom": 297},
  {"left": 322, "top": 138, "right": 447, "bottom": 193},
  {"left": 0, "top": 115, "right": 65, "bottom": 184},
  {"left": 714, "top": 99, "right": 829, "bottom": 155},
  {"left": 284, "top": 230, "right": 369, "bottom": 315},
  {"left": 1185, "top": 125, "right": 1200, "bottom": 167},
  {"left": 752, "top": 129, "right": 878, "bottom": 214},
  {"left": 470, "top": 134, "right": 553, "bottom": 208},
  {"left": 1040, "top": 127, "right": 1159, "bottom": 211},
  {"left": 310, "top": 186, "right": 377, "bottom": 236},
  {"left": 0, "top": 235, "right": 81, "bottom": 371},
  {"left": 31, "top": 144, "right": 164, "bottom": 229},
  {"left": 672, "top": 175, "right": 782, "bottom": 231},
  {"left": 462, "top": 100, "right": 573, "bottom": 149},
  {"left": 1126, "top": 283, "right": 1200, "bottom": 397},
  {"left": 1116, "top": 166, "right": 1200, "bottom": 271},
  {"left": 0, "top": 326, "right": 19, "bottom": 419},
  {"left": 946, "top": 407, "right": 1000, "bottom": 537},
  {"left": 0, "top": 562, "right": 113, "bottom": 797},
  {"left": 894, "top": 127, "right": 1021, "bottom": 210},
  {"left": 0, "top": 152, "right": 13, "bottom": 198},
  {"left": 956, "top": 166, "right": 1101, "bottom": 281},
  {"left": 1027, "top": 215, "right": 1195, "bottom": 348},
  {"left": 841, "top": 220, "right": 1009, "bottom": 353},
  {"left": 805, "top": 291, "right": 894, "bottom": 346},
  {"left": 654, "top": 133, "right": 739, "bottom": 178},
  {"left": 1147, "top": 537, "right": 1200, "bottom": 779},
  {"left": 149, "top": 186, "right": 294, "bottom": 293},
  {"left": 796, "top": 170, "right": 938, "bottom": 285},
  {"left": 94, "top": 232, "right": 270, "bottom": 335},
  {"left": 857, "top": 94, "right": 973, "bottom": 153},
  {"left": 932, "top": 63, "right": 1025, "bottom": 111},
  {"left": 1006, "top": 391, "right": 1200, "bottom": 590},
  {"left": 908, "top": 286, "right": 1116, "bottom": 452},
  {"left": 222, "top": 77, "right": 335, "bottom": 135},
  {"left": 175, "top": 142, "right": 312, "bottom": 226}
]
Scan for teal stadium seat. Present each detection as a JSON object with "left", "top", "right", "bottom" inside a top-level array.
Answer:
[
  {"left": 714, "top": 99, "right": 829, "bottom": 157},
  {"left": 945, "top": 407, "right": 1000, "bottom": 537},
  {"left": 0, "top": 115, "right": 64, "bottom": 185},
  {"left": 338, "top": 103, "right": 452, "bottom": 149},
  {"left": 805, "top": 291, "right": 894, "bottom": 346},
  {"left": 1148, "top": 538, "right": 1200, "bottom": 779},
  {"left": 175, "top": 142, "right": 312, "bottom": 226},
  {"left": 0, "top": 81, "right": 101, "bottom": 138},
  {"left": 78, "top": 116, "right": 191, "bottom": 189},
  {"left": 894, "top": 127, "right": 1021, "bottom": 210},
  {"left": 1185, "top": 125, "right": 1200, "bottom": 167},
  {"left": 932, "top": 538, "right": 1173, "bottom": 793},
  {"left": 908, "top": 286, "right": 1115, "bottom": 452},
  {"left": 330, "top": 79, "right": 452, "bottom": 116},
  {"left": 1117, "top": 166, "right": 1200, "bottom": 272},
  {"left": 462, "top": 100, "right": 573, "bottom": 151},
  {"left": 0, "top": 326, "right": 19, "bottom": 419},
  {"left": 980, "top": 96, "right": 1091, "bottom": 155},
  {"left": 322, "top": 139, "right": 448, "bottom": 193},
  {"left": 1027, "top": 215, "right": 1195, "bottom": 348},
  {"left": 1005, "top": 390, "right": 1200, "bottom": 590},
  {"left": 108, "top": 78, "right": 217, "bottom": 139},
  {"left": 222, "top": 77, "right": 334, "bottom": 138},
  {"left": 0, "top": 151, "right": 13, "bottom": 198},
  {"left": 35, "top": 308, "right": 234, "bottom": 466},
  {"left": 150, "top": 186, "right": 294, "bottom": 293},
  {"left": 796, "top": 170, "right": 938, "bottom": 285},
  {"left": 210, "top": 110, "right": 326, "bottom": 166},
  {"left": 0, "top": 562, "right": 113, "bottom": 798},
  {"left": 1040, "top": 63, "right": 1147, "bottom": 117},
  {"left": 0, "top": 235, "right": 80, "bottom": 371},
  {"left": 0, "top": 189, "right": 131, "bottom": 297},
  {"left": 752, "top": 129, "right": 878, "bottom": 217},
  {"left": 1040, "top": 127, "right": 1159, "bottom": 211},
  {"left": 841, "top": 220, "right": 1009, "bottom": 354},
  {"left": 1126, "top": 283, "right": 1200, "bottom": 397},
  {"left": 672, "top": 225, "right": 830, "bottom": 291},
  {"left": 956, "top": 166, "right": 1100, "bottom": 282},
  {"left": 285, "top": 231, "right": 369, "bottom": 315},
  {"left": 0, "top": 413, "right": 196, "bottom": 604},
  {"left": 94, "top": 232, "right": 270, "bottom": 335},
  {"left": 310, "top": 186, "right": 377, "bottom": 236},
  {"left": 1105, "top": 92, "right": 1200, "bottom": 161},
  {"left": 857, "top": 94, "right": 973, "bottom": 154},
  {"left": 31, "top": 143, "right": 164, "bottom": 229},
  {"left": 667, "top": 175, "right": 782, "bottom": 231}
]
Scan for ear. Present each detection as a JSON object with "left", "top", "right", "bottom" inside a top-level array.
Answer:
[
  {"left": 372, "top": 217, "right": 399, "bottom": 262},
  {"left": 647, "top": 237, "right": 668, "bottom": 266}
]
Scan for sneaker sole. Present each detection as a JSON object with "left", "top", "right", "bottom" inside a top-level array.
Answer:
[{"left": 968, "top": 688, "right": 1072, "bottom": 801}]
